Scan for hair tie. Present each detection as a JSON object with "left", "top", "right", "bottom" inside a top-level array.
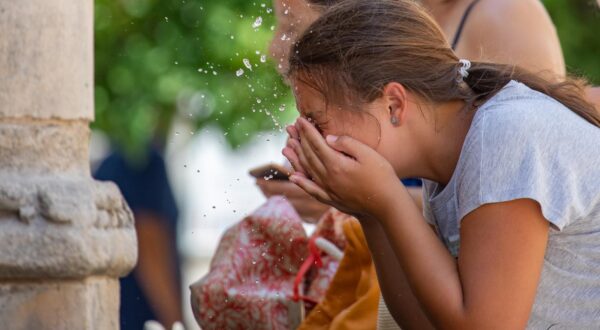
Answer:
[{"left": 458, "top": 59, "right": 471, "bottom": 79}]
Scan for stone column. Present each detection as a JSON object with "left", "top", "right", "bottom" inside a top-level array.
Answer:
[{"left": 0, "top": 1, "right": 137, "bottom": 329}]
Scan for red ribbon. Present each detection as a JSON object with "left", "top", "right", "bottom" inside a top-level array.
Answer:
[{"left": 292, "top": 235, "right": 323, "bottom": 304}]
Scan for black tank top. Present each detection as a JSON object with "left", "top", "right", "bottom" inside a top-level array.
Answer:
[{"left": 451, "top": 0, "right": 481, "bottom": 50}]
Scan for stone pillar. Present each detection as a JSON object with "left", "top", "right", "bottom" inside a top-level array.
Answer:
[{"left": 0, "top": 1, "right": 137, "bottom": 329}]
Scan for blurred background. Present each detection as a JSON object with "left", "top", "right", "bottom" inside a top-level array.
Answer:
[{"left": 90, "top": 0, "right": 600, "bottom": 328}]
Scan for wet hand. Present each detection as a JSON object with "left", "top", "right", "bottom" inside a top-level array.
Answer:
[{"left": 282, "top": 117, "right": 404, "bottom": 219}]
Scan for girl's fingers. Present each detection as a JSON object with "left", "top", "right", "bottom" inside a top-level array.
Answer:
[
  {"left": 325, "top": 135, "right": 368, "bottom": 162},
  {"left": 288, "top": 138, "right": 321, "bottom": 182},
  {"left": 296, "top": 117, "right": 338, "bottom": 166},
  {"left": 299, "top": 132, "right": 328, "bottom": 182},
  {"left": 295, "top": 141, "right": 316, "bottom": 179},
  {"left": 290, "top": 174, "right": 331, "bottom": 204},
  {"left": 286, "top": 125, "right": 300, "bottom": 141},
  {"left": 282, "top": 146, "right": 305, "bottom": 175}
]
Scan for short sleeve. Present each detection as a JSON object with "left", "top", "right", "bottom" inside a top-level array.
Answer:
[{"left": 456, "top": 104, "right": 598, "bottom": 231}]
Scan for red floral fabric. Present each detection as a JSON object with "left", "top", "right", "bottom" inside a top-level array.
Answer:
[{"left": 190, "top": 197, "right": 347, "bottom": 329}]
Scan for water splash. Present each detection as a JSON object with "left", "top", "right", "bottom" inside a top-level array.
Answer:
[
  {"left": 243, "top": 58, "right": 252, "bottom": 71},
  {"left": 252, "top": 16, "right": 263, "bottom": 29}
]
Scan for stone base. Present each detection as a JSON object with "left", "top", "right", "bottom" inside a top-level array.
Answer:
[{"left": 0, "top": 277, "right": 119, "bottom": 330}]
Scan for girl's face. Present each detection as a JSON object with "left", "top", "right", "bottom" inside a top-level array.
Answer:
[
  {"left": 269, "top": 0, "right": 320, "bottom": 75},
  {"left": 291, "top": 79, "right": 425, "bottom": 178}
]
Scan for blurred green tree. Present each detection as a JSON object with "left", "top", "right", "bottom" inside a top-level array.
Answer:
[
  {"left": 93, "top": 0, "right": 599, "bottom": 156},
  {"left": 94, "top": 0, "right": 293, "bottom": 157},
  {"left": 543, "top": 0, "right": 600, "bottom": 84}
]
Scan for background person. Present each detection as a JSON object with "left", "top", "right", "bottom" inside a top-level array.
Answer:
[{"left": 95, "top": 145, "right": 183, "bottom": 330}]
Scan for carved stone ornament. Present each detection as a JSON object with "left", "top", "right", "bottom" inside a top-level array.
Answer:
[{"left": 0, "top": 177, "right": 137, "bottom": 279}]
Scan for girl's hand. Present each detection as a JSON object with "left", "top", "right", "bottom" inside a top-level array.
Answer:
[{"left": 282, "top": 117, "right": 404, "bottom": 219}]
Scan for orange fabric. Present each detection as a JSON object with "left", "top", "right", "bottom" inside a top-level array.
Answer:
[{"left": 298, "top": 218, "right": 380, "bottom": 330}]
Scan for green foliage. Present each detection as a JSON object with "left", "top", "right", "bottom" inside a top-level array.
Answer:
[
  {"left": 543, "top": 0, "right": 600, "bottom": 84},
  {"left": 94, "top": 0, "right": 294, "bottom": 156},
  {"left": 94, "top": 0, "right": 600, "bottom": 155}
]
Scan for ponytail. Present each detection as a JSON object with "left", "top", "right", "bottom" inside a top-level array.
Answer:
[{"left": 463, "top": 63, "right": 600, "bottom": 127}]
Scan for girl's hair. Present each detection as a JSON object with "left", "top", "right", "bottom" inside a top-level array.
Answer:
[
  {"left": 288, "top": 0, "right": 600, "bottom": 127},
  {"left": 306, "top": 0, "right": 340, "bottom": 8}
]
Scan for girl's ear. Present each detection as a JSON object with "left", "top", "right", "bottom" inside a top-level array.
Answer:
[{"left": 383, "top": 82, "right": 409, "bottom": 126}]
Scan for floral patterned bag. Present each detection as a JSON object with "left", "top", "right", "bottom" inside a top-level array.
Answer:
[{"left": 190, "top": 196, "right": 346, "bottom": 330}]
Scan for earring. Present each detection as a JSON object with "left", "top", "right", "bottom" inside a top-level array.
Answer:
[{"left": 390, "top": 116, "right": 399, "bottom": 126}]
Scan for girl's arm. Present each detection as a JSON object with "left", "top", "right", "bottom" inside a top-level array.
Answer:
[
  {"left": 360, "top": 219, "right": 436, "bottom": 329},
  {"left": 372, "top": 183, "right": 549, "bottom": 329},
  {"left": 284, "top": 119, "right": 550, "bottom": 328}
]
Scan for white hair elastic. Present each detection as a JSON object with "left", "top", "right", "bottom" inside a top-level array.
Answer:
[{"left": 458, "top": 59, "right": 471, "bottom": 79}]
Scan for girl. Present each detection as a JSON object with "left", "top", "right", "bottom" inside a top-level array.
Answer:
[
  {"left": 282, "top": 0, "right": 600, "bottom": 328},
  {"left": 260, "top": 0, "right": 568, "bottom": 219}
]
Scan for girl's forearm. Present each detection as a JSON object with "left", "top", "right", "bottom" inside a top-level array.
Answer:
[
  {"left": 373, "top": 183, "right": 467, "bottom": 328},
  {"left": 359, "top": 219, "right": 435, "bottom": 329}
]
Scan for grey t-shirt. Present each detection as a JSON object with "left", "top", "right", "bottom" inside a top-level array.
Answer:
[{"left": 422, "top": 80, "right": 600, "bottom": 328}]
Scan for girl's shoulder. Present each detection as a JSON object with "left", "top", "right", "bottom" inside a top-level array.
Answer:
[
  {"left": 457, "top": 81, "right": 600, "bottom": 229},
  {"left": 474, "top": 81, "right": 590, "bottom": 140}
]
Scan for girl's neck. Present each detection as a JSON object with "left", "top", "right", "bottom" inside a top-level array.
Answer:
[{"left": 421, "top": 100, "right": 475, "bottom": 185}]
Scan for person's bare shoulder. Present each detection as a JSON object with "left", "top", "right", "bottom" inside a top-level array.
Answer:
[{"left": 459, "top": 0, "right": 565, "bottom": 77}]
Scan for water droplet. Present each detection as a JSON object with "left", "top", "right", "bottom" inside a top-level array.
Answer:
[
  {"left": 280, "top": 33, "right": 287, "bottom": 41},
  {"left": 212, "top": 71, "right": 217, "bottom": 75},
  {"left": 260, "top": 55, "right": 267, "bottom": 63},
  {"left": 243, "top": 58, "right": 252, "bottom": 70},
  {"left": 256, "top": 98, "right": 262, "bottom": 104},
  {"left": 164, "top": 16, "right": 169, "bottom": 22},
  {"left": 252, "top": 260, "right": 257, "bottom": 265},
  {"left": 278, "top": 104, "right": 286, "bottom": 112},
  {"left": 174, "top": 61, "right": 178, "bottom": 65},
  {"left": 236, "top": 68, "right": 244, "bottom": 77},
  {"left": 252, "top": 16, "right": 263, "bottom": 29}
]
